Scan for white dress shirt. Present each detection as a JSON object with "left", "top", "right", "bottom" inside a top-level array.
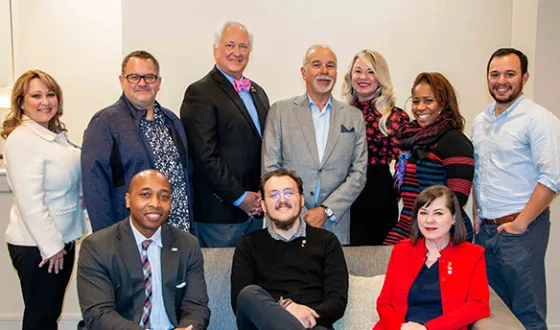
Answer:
[{"left": 4, "top": 116, "right": 87, "bottom": 259}]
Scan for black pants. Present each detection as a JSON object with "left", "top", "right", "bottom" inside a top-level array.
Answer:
[
  {"left": 8, "top": 242, "right": 75, "bottom": 330},
  {"left": 236, "top": 285, "right": 332, "bottom": 330},
  {"left": 350, "top": 164, "right": 399, "bottom": 245}
]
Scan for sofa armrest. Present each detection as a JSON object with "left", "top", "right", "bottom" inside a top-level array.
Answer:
[{"left": 471, "top": 288, "right": 524, "bottom": 330}]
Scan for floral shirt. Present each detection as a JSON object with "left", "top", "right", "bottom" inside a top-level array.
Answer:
[
  {"left": 354, "top": 100, "right": 409, "bottom": 165},
  {"left": 140, "top": 105, "right": 190, "bottom": 231}
]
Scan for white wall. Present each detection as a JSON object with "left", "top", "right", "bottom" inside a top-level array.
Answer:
[
  {"left": 534, "top": 0, "right": 560, "bottom": 326},
  {"left": 0, "top": 0, "right": 558, "bottom": 328}
]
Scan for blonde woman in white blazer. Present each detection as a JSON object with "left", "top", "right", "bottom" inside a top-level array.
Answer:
[{"left": 1, "top": 70, "right": 86, "bottom": 330}]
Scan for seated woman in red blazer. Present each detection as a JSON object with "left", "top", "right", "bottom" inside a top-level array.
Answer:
[{"left": 374, "top": 185, "right": 490, "bottom": 330}]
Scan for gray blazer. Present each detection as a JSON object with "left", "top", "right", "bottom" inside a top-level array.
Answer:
[
  {"left": 262, "top": 94, "right": 367, "bottom": 244},
  {"left": 77, "top": 219, "right": 210, "bottom": 330}
]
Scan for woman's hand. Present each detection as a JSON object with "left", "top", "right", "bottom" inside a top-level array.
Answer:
[
  {"left": 401, "top": 322, "right": 427, "bottom": 330},
  {"left": 38, "top": 248, "right": 67, "bottom": 274}
]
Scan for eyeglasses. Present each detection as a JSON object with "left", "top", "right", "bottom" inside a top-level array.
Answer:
[
  {"left": 267, "top": 189, "right": 298, "bottom": 200},
  {"left": 124, "top": 74, "right": 159, "bottom": 84}
]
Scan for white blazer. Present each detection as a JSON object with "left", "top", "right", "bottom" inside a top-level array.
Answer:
[{"left": 4, "top": 117, "right": 87, "bottom": 259}]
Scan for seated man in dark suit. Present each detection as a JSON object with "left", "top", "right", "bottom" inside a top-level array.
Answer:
[
  {"left": 231, "top": 169, "right": 348, "bottom": 330},
  {"left": 77, "top": 170, "right": 209, "bottom": 330}
]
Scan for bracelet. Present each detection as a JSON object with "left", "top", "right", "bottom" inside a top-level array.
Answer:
[{"left": 279, "top": 296, "right": 294, "bottom": 309}]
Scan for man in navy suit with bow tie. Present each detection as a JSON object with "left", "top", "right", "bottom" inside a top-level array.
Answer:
[
  {"left": 77, "top": 170, "right": 209, "bottom": 330},
  {"left": 262, "top": 44, "right": 367, "bottom": 245},
  {"left": 180, "top": 21, "right": 270, "bottom": 247}
]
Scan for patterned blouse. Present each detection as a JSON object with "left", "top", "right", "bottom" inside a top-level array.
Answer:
[
  {"left": 354, "top": 100, "right": 410, "bottom": 166},
  {"left": 140, "top": 105, "right": 190, "bottom": 231}
]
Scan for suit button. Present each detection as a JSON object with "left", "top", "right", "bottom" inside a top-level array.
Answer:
[
  {"left": 318, "top": 169, "right": 322, "bottom": 174},
  {"left": 310, "top": 191, "right": 314, "bottom": 196}
]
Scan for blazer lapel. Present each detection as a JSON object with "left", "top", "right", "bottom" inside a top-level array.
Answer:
[
  {"left": 116, "top": 221, "right": 145, "bottom": 324},
  {"left": 321, "top": 99, "right": 345, "bottom": 166},
  {"left": 211, "top": 68, "right": 261, "bottom": 137},
  {"left": 293, "top": 95, "right": 320, "bottom": 166},
  {"left": 161, "top": 224, "right": 179, "bottom": 325},
  {"left": 250, "top": 85, "right": 267, "bottom": 134}
]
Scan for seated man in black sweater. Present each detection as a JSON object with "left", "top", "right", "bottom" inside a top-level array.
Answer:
[{"left": 231, "top": 169, "right": 349, "bottom": 330}]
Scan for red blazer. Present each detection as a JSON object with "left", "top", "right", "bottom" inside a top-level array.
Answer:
[{"left": 373, "top": 238, "right": 490, "bottom": 330}]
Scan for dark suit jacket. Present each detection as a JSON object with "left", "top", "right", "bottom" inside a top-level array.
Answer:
[
  {"left": 77, "top": 220, "right": 210, "bottom": 330},
  {"left": 180, "top": 67, "right": 269, "bottom": 224},
  {"left": 374, "top": 238, "right": 490, "bottom": 330}
]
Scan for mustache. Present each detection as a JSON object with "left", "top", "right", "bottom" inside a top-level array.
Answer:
[
  {"left": 315, "top": 75, "right": 333, "bottom": 82},
  {"left": 275, "top": 202, "right": 292, "bottom": 210},
  {"left": 143, "top": 206, "right": 164, "bottom": 213}
]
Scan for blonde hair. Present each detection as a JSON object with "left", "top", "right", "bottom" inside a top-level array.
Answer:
[
  {"left": 1, "top": 70, "right": 66, "bottom": 139},
  {"left": 342, "top": 50, "right": 396, "bottom": 136}
]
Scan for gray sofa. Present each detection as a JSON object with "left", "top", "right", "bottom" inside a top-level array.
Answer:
[{"left": 202, "top": 246, "right": 524, "bottom": 330}]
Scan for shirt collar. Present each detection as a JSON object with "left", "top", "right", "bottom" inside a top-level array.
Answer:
[
  {"left": 267, "top": 218, "right": 307, "bottom": 242},
  {"left": 486, "top": 94, "right": 525, "bottom": 119},
  {"left": 216, "top": 65, "right": 245, "bottom": 85},
  {"left": 129, "top": 218, "right": 163, "bottom": 248},
  {"left": 20, "top": 115, "right": 60, "bottom": 141},
  {"left": 307, "top": 93, "right": 332, "bottom": 112}
]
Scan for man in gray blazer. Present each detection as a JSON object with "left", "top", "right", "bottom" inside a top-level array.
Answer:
[
  {"left": 77, "top": 170, "right": 209, "bottom": 330},
  {"left": 262, "top": 44, "right": 367, "bottom": 245}
]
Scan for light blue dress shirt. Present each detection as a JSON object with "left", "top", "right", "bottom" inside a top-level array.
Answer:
[
  {"left": 130, "top": 219, "right": 173, "bottom": 330},
  {"left": 307, "top": 94, "right": 336, "bottom": 222},
  {"left": 472, "top": 95, "right": 560, "bottom": 219},
  {"left": 216, "top": 67, "right": 261, "bottom": 207}
]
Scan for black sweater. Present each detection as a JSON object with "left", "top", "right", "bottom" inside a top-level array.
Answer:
[{"left": 231, "top": 226, "right": 349, "bottom": 327}]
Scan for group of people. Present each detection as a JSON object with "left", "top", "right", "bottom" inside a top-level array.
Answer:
[{"left": 0, "top": 19, "right": 558, "bottom": 330}]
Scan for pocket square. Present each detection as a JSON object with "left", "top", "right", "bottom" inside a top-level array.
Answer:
[
  {"left": 341, "top": 124, "right": 355, "bottom": 133},
  {"left": 176, "top": 282, "right": 186, "bottom": 288}
]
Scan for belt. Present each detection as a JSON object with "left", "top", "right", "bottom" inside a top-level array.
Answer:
[{"left": 483, "top": 212, "right": 521, "bottom": 225}]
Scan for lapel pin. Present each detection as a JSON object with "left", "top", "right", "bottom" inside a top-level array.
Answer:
[
  {"left": 171, "top": 247, "right": 178, "bottom": 252},
  {"left": 301, "top": 239, "right": 307, "bottom": 248},
  {"left": 447, "top": 262, "right": 453, "bottom": 275}
]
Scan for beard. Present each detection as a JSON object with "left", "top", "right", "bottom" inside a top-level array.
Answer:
[
  {"left": 489, "top": 80, "right": 524, "bottom": 104},
  {"left": 313, "top": 75, "right": 334, "bottom": 93},
  {"left": 267, "top": 202, "right": 301, "bottom": 231}
]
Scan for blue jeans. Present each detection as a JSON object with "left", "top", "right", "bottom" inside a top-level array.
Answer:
[
  {"left": 195, "top": 217, "right": 263, "bottom": 248},
  {"left": 475, "top": 209, "right": 550, "bottom": 330}
]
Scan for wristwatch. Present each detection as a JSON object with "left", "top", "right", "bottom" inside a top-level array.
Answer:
[{"left": 320, "top": 204, "right": 334, "bottom": 218}]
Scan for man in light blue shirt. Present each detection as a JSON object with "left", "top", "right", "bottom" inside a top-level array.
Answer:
[
  {"left": 78, "top": 170, "right": 210, "bottom": 330},
  {"left": 472, "top": 48, "right": 560, "bottom": 330},
  {"left": 262, "top": 45, "right": 367, "bottom": 245}
]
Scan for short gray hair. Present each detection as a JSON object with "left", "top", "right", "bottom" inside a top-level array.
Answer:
[
  {"left": 302, "top": 44, "right": 336, "bottom": 67},
  {"left": 213, "top": 21, "right": 253, "bottom": 51}
]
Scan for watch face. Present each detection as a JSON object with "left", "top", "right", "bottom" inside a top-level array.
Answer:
[{"left": 325, "top": 208, "right": 334, "bottom": 217}]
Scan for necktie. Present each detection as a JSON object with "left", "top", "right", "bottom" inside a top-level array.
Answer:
[
  {"left": 141, "top": 239, "right": 153, "bottom": 329},
  {"left": 233, "top": 78, "right": 251, "bottom": 93}
]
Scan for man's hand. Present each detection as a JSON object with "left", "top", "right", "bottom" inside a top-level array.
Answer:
[
  {"left": 38, "top": 248, "right": 66, "bottom": 274},
  {"left": 473, "top": 214, "right": 482, "bottom": 235},
  {"left": 239, "top": 191, "right": 262, "bottom": 216},
  {"left": 302, "top": 207, "right": 327, "bottom": 228},
  {"left": 497, "top": 220, "right": 527, "bottom": 235},
  {"left": 286, "top": 302, "right": 319, "bottom": 328},
  {"left": 401, "top": 322, "right": 427, "bottom": 330}
]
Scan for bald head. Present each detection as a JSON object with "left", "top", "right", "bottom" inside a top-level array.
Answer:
[
  {"left": 302, "top": 44, "right": 337, "bottom": 68},
  {"left": 126, "top": 170, "right": 172, "bottom": 238},
  {"left": 128, "top": 170, "right": 170, "bottom": 194}
]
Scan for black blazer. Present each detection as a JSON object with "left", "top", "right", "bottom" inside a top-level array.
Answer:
[
  {"left": 180, "top": 67, "right": 270, "bottom": 224},
  {"left": 77, "top": 220, "right": 210, "bottom": 330}
]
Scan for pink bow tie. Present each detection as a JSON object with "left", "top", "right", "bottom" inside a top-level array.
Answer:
[{"left": 233, "top": 79, "right": 251, "bottom": 93}]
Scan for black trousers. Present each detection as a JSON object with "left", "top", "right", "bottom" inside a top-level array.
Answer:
[
  {"left": 350, "top": 164, "right": 399, "bottom": 245},
  {"left": 8, "top": 242, "right": 75, "bottom": 330},
  {"left": 236, "top": 285, "right": 332, "bottom": 330}
]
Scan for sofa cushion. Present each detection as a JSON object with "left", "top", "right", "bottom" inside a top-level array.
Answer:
[{"left": 334, "top": 274, "right": 385, "bottom": 330}]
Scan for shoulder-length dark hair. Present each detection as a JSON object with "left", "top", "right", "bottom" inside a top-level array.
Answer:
[
  {"left": 409, "top": 185, "right": 467, "bottom": 246},
  {"left": 411, "top": 72, "right": 465, "bottom": 132},
  {"left": 1, "top": 70, "right": 66, "bottom": 139}
]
